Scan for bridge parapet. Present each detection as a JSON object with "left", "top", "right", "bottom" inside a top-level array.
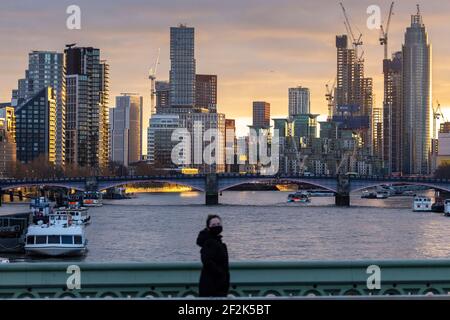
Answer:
[{"left": 0, "top": 260, "right": 449, "bottom": 298}]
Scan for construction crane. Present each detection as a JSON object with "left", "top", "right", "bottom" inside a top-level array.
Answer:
[
  {"left": 149, "top": 48, "right": 161, "bottom": 115},
  {"left": 339, "top": 2, "right": 363, "bottom": 58},
  {"left": 336, "top": 132, "right": 359, "bottom": 174},
  {"left": 325, "top": 77, "right": 337, "bottom": 122},
  {"left": 433, "top": 100, "right": 447, "bottom": 139},
  {"left": 379, "top": 2, "right": 395, "bottom": 60}
]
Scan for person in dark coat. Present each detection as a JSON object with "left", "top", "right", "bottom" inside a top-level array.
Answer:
[{"left": 196, "top": 214, "right": 230, "bottom": 297}]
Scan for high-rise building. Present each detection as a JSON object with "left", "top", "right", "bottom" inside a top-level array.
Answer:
[
  {"left": 110, "top": 94, "right": 143, "bottom": 167},
  {"left": 170, "top": 25, "right": 196, "bottom": 109},
  {"left": 383, "top": 52, "right": 403, "bottom": 174},
  {"left": 195, "top": 74, "right": 217, "bottom": 113},
  {"left": 288, "top": 87, "right": 310, "bottom": 118},
  {"left": 0, "top": 105, "right": 16, "bottom": 177},
  {"left": 12, "top": 51, "right": 66, "bottom": 166},
  {"left": 292, "top": 114, "right": 318, "bottom": 139},
  {"left": 334, "top": 35, "right": 373, "bottom": 150},
  {"left": 155, "top": 81, "right": 171, "bottom": 114},
  {"left": 147, "top": 114, "right": 182, "bottom": 168},
  {"left": 65, "top": 46, "right": 110, "bottom": 169},
  {"left": 179, "top": 112, "right": 226, "bottom": 173},
  {"left": 15, "top": 87, "right": 57, "bottom": 164},
  {"left": 252, "top": 101, "right": 270, "bottom": 129},
  {"left": 372, "top": 107, "right": 383, "bottom": 159},
  {"left": 402, "top": 7, "right": 432, "bottom": 175},
  {"left": 225, "top": 119, "right": 238, "bottom": 172}
]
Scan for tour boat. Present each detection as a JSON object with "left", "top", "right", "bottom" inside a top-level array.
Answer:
[
  {"left": 413, "top": 196, "right": 432, "bottom": 212},
  {"left": 361, "top": 190, "right": 377, "bottom": 199},
  {"left": 82, "top": 191, "right": 103, "bottom": 207},
  {"left": 25, "top": 214, "right": 87, "bottom": 257},
  {"left": 287, "top": 192, "right": 311, "bottom": 203},
  {"left": 444, "top": 199, "right": 450, "bottom": 217},
  {"left": 376, "top": 191, "right": 390, "bottom": 199},
  {"left": 55, "top": 204, "right": 91, "bottom": 225}
]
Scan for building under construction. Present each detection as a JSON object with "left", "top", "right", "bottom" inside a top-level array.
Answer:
[
  {"left": 333, "top": 35, "right": 374, "bottom": 152},
  {"left": 382, "top": 52, "right": 403, "bottom": 174}
]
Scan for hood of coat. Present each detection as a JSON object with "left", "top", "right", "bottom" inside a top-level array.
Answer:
[{"left": 196, "top": 228, "right": 222, "bottom": 247}]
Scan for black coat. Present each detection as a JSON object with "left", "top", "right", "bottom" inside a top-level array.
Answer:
[{"left": 196, "top": 228, "right": 230, "bottom": 297}]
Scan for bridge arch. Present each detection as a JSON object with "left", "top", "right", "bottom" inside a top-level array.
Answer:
[
  {"left": 350, "top": 182, "right": 450, "bottom": 193},
  {"left": 218, "top": 178, "right": 337, "bottom": 193},
  {"left": 97, "top": 179, "right": 205, "bottom": 192}
]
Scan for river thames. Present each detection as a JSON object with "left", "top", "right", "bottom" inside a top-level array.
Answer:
[{"left": 2, "top": 190, "right": 450, "bottom": 262}]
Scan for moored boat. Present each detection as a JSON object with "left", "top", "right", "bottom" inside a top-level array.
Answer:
[
  {"left": 444, "top": 199, "right": 450, "bottom": 217},
  {"left": 25, "top": 214, "right": 87, "bottom": 257},
  {"left": 413, "top": 196, "right": 432, "bottom": 212},
  {"left": 55, "top": 204, "right": 91, "bottom": 225},
  {"left": 83, "top": 191, "right": 103, "bottom": 207}
]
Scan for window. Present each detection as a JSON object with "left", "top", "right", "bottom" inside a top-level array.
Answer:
[
  {"left": 26, "top": 236, "right": 35, "bottom": 244},
  {"left": 61, "top": 236, "right": 73, "bottom": 244},
  {"left": 35, "top": 236, "right": 46, "bottom": 244},
  {"left": 74, "top": 236, "right": 82, "bottom": 244},
  {"left": 48, "top": 235, "right": 60, "bottom": 244}
]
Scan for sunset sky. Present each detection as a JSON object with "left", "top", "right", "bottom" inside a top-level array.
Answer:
[{"left": 2, "top": 0, "right": 450, "bottom": 135}]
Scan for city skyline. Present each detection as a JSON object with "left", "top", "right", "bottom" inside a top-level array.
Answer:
[{"left": 1, "top": 1, "right": 450, "bottom": 136}]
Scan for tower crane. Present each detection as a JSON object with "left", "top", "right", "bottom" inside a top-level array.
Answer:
[
  {"left": 339, "top": 2, "right": 363, "bottom": 59},
  {"left": 325, "top": 77, "right": 336, "bottom": 122},
  {"left": 379, "top": 2, "right": 395, "bottom": 60},
  {"left": 149, "top": 48, "right": 161, "bottom": 115},
  {"left": 433, "top": 100, "right": 447, "bottom": 139}
]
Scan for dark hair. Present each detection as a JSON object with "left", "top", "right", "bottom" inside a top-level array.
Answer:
[{"left": 206, "top": 214, "right": 221, "bottom": 228}]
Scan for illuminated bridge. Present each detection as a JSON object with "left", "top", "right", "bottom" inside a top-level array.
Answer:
[{"left": 1, "top": 174, "right": 449, "bottom": 206}]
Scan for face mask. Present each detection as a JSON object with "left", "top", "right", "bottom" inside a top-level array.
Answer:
[{"left": 209, "top": 226, "right": 223, "bottom": 235}]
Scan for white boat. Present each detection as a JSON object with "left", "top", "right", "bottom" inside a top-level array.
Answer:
[
  {"left": 83, "top": 191, "right": 103, "bottom": 207},
  {"left": 413, "top": 196, "right": 432, "bottom": 212},
  {"left": 376, "top": 191, "right": 390, "bottom": 199},
  {"left": 0, "top": 257, "right": 10, "bottom": 264},
  {"left": 25, "top": 214, "right": 87, "bottom": 257},
  {"left": 444, "top": 199, "right": 450, "bottom": 217},
  {"left": 55, "top": 206, "right": 91, "bottom": 225}
]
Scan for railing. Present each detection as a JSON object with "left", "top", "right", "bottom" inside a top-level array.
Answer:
[{"left": 1, "top": 260, "right": 450, "bottom": 299}]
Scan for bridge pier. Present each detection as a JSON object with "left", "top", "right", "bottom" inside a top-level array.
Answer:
[
  {"left": 205, "top": 173, "right": 219, "bottom": 205},
  {"left": 335, "top": 174, "right": 350, "bottom": 207},
  {"left": 9, "top": 190, "right": 14, "bottom": 202}
]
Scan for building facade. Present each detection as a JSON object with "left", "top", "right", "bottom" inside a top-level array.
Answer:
[
  {"left": 402, "top": 8, "right": 432, "bottom": 175},
  {"left": 147, "top": 114, "right": 181, "bottom": 168},
  {"left": 288, "top": 87, "right": 310, "bottom": 118},
  {"left": 65, "top": 46, "right": 110, "bottom": 169},
  {"left": 12, "top": 51, "right": 66, "bottom": 166},
  {"left": 382, "top": 51, "right": 403, "bottom": 174},
  {"left": 195, "top": 74, "right": 217, "bottom": 113},
  {"left": 110, "top": 94, "right": 143, "bottom": 167},
  {"left": 170, "top": 25, "right": 196, "bottom": 109},
  {"left": 252, "top": 101, "right": 270, "bottom": 129},
  {"left": 15, "top": 87, "right": 57, "bottom": 164},
  {"left": 0, "top": 106, "right": 16, "bottom": 177}
]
